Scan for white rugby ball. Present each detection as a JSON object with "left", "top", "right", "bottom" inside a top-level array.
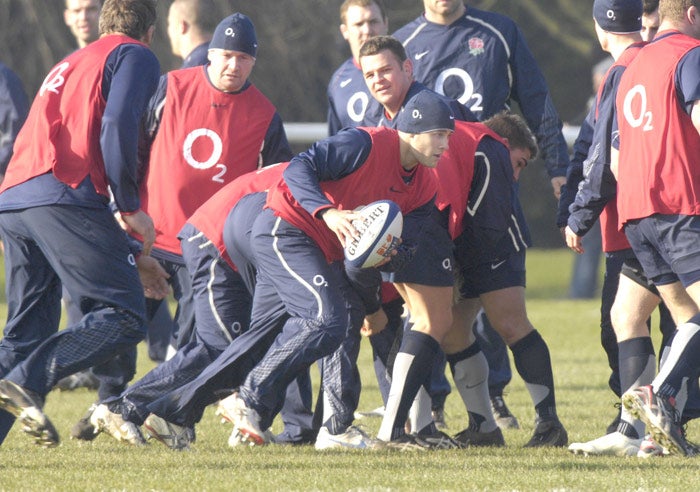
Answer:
[{"left": 344, "top": 200, "right": 403, "bottom": 269}]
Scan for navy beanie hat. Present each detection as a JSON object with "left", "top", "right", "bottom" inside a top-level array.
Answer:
[
  {"left": 593, "top": 0, "right": 642, "bottom": 34},
  {"left": 396, "top": 91, "right": 455, "bottom": 134},
  {"left": 210, "top": 13, "right": 258, "bottom": 57}
]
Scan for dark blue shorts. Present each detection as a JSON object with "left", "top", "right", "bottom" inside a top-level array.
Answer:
[
  {"left": 458, "top": 250, "right": 526, "bottom": 299},
  {"left": 620, "top": 256, "right": 660, "bottom": 296},
  {"left": 624, "top": 214, "right": 700, "bottom": 287},
  {"left": 385, "top": 205, "right": 454, "bottom": 287}
]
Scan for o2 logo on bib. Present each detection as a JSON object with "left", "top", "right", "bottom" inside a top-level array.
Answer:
[
  {"left": 182, "top": 128, "right": 227, "bottom": 183},
  {"left": 434, "top": 68, "right": 483, "bottom": 112},
  {"left": 622, "top": 85, "right": 653, "bottom": 132},
  {"left": 346, "top": 92, "right": 370, "bottom": 123},
  {"left": 40, "top": 62, "right": 70, "bottom": 97}
]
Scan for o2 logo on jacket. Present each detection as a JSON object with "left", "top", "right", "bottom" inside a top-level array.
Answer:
[
  {"left": 622, "top": 85, "right": 653, "bottom": 132},
  {"left": 434, "top": 68, "right": 483, "bottom": 112},
  {"left": 346, "top": 92, "right": 370, "bottom": 123},
  {"left": 40, "top": 62, "right": 70, "bottom": 97},
  {"left": 182, "top": 128, "right": 227, "bottom": 183}
]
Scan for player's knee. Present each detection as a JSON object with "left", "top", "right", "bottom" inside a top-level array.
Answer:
[
  {"left": 120, "top": 309, "right": 148, "bottom": 341},
  {"left": 318, "top": 312, "right": 350, "bottom": 349},
  {"left": 411, "top": 310, "right": 453, "bottom": 341},
  {"left": 610, "top": 302, "right": 645, "bottom": 339},
  {"left": 495, "top": 317, "right": 532, "bottom": 346}
]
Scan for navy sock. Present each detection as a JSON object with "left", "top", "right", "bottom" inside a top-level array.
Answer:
[
  {"left": 617, "top": 336, "right": 655, "bottom": 439},
  {"left": 378, "top": 330, "right": 439, "bottom": 441},
  {"left": 510, "top": 330, "right": 557, "bottom": 421}
]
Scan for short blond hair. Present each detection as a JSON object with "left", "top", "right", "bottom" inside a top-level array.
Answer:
[
  {"left": 99, "top": 0, "right": 156, "bottom": 39},
  {"left": 659, "top": 0, "right": 700, "bottom": 23}
]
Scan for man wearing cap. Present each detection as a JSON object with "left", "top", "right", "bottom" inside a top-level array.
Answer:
[
  {"left": 85, "top": 12, "right": 292, "bottom": 445},
  {"left": 332, "top": 28, "right": 476, "bottom": 439},
  {"left": 564, "top": 0, "right": 699, "bottom": 457},
  {"left": 616, "top": 0, "right": 700, "bottom": 457}
]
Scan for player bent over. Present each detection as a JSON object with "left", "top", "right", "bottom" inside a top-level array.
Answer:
[
  {"left": 85, "top": 165, "right": 285, "bottom": 448},
  {"left": 447, "top": 113, "right": 567, "bottom": 447}
]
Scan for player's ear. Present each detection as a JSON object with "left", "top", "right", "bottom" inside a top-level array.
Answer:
[
  {"left": 340, "top": 23, "right": 350, "bottom": 40},
  {"left": 688, "top": 5, "right": 700, "bottom": 26},
  {"left": 141, "top": 25, "right": 156, "bottom": 46},
  {"left": 403, "top": 58, "right": 413, "bottom": 76}
]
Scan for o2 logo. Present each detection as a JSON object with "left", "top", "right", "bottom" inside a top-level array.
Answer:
[
  {"left": 40, "top": 62, "right": 70, "bottom": 97},
  {"left": 230, "top": 321, "right": 242, "bottom": 335},
  {"left": 182, "top": 128, "right": 227, "bottom": 183},
  {"left": 622, "top": 84, "right": 653, "bottom": 132},
  {"left": 346, "top": 92, "right": 370, "bottom": 123},
  {"left": 434, "top": 68, "right": 483, "bottom": 112}
]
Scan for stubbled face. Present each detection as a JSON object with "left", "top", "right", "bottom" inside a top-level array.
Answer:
[
  {"left": 64, "top": 0, "right": 101, "bottom": 47},
  {"left": 360, "top": 50, "right": 413, "bottom": 116},
  {"left": 341, "top": 4, "right": 388, "bottom": 61},
  {"left": 207, "top": 49, "right": 256, "bottom": 93},
  {"left": 423, "top": 0, "right": 465, "bottom": 23},
  {"left": 641, "top": 10, "right": 660, "bottom": 41},
  {"left": 509, "top": 147, "right": 531, "bottom": 181},
  {"left": 408, "top": 130, "right": 452, "bottom": 169}
]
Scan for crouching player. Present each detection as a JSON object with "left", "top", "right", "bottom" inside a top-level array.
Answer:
[{"left": 89, "top": 165, "right": 286, "bottom": 448}]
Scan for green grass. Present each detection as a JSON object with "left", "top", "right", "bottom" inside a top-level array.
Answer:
[{"left": 1, "top": 248, "right": 698, "bottom": 491}]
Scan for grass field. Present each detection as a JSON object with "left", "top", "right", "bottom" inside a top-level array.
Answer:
[{"left": 1, "top": 248, "right": 698, "bottom": 491}]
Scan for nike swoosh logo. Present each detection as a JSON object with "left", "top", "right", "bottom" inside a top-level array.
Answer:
[
  {"left": 415, "top": 50, "right": 430, "bottom": 60},
  {"left": 340, "top": 78, "right": 353, "bottom": 88},
  {"left": 389, "top": 186, "right": 404, "bottom": 193},
  {"left": 491, "top": 260, "right": 506, "bottom": 270}
]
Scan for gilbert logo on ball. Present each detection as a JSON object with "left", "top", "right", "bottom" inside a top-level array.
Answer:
[{"left": 344, "top": 200, "right": 403, "bottom": 269}]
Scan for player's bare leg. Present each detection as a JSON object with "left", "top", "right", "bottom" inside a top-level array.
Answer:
[{"left": 377, "top": 283, "right": 453, "bottom": 446}]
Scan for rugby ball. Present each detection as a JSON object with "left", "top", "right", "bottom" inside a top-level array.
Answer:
[{"left": 344, "top": 200, "right": 403, "bottom": 269}]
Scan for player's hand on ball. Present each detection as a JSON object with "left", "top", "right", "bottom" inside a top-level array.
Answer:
[
  {"left": 360, "top": 308, "right": 388, "bottom": 337},
  {"left": 320, "top": 207, "right": 362, "bottom": 248},
  {"left": 136, "top": 255, "right": 170, "bottom": 299},
  {"left": 122, "top": 210, "right": 157, "bottom": 256}
]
